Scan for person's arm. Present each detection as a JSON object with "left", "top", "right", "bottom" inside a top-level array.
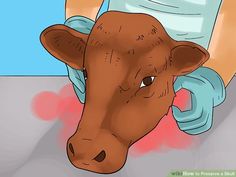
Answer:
[
  {"left": 64, "top": 0, "right": 102, "bottom": 103},
  {"left": 65, "top": 0, "right": 103, "bottom": 20},
  {"left": 205, "top": 0, "right": 236, "bottom": 86}
]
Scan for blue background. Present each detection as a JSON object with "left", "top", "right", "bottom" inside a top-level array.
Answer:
[{"left": 0, "top": 0, "right": 68, "bottom": 75}]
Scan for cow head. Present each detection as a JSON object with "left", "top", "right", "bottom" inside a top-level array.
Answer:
[{"left": 40, "top": 11, "right": 209, "bottom": 174}]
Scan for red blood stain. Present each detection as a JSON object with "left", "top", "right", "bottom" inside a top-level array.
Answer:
[
  {"left": 57, "top": 96, "right": 83, "bottom": 147},
  {"left": 130, "top": 89, "right": 197, "bottom": 156},
  {"left": 32, "top": 92, "right": 61, "bottom": 121},
  {"left": 32, "top": 85, "right": 197, "bottom": 154},
  {"left": 32, "top": 84, "right": 83, "bottom": 148}
]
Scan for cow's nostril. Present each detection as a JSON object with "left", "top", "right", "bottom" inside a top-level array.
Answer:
[
  {"left": 69, "top": 143, "right": 75, "bottom": 156},
  {"left": 93, "top": 150, "right": 106, "bottom": 162}
]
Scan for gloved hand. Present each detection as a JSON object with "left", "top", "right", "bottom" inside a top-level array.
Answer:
[
  {"left": 64, "top": 16, "right": 95, "bottom": 103},
  {"left": 173, "top": 67, "right": 226, "bottom": 135},
  {"left": 66, "top": 65, "right": 86, "bottom": 103}
]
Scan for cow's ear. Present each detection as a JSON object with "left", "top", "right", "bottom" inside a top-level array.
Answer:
[
  {"left": 40, "top": 25, "right": 88, "bottom": 70},
  {"left": 170, "top": 41, "right": 210, "bottom": 76}
]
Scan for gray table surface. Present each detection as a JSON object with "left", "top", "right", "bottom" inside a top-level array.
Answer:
[{"left": 0, "top": 76, "right": 235, "bottom": 177}]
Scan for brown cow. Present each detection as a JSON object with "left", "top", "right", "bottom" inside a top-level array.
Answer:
[{"left": 40, "top": 11, "right": 209, "bottom": 174}]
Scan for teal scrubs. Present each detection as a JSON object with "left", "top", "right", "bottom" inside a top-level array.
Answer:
[{"left": 98, "top": 0, "right": 222, "bottom": 49}]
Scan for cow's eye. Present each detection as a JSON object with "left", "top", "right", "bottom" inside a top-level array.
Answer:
[{"left": 140, "top": 76, "right": 155, "bottom": 88}]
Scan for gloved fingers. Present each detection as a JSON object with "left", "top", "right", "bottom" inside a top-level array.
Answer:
[
  {"left": 173, "top": 72, "right": 215, "bottom": 134},
  {"left": 188, "top": 67, "right": 226, "bottom": 106},
  {"left": 174, "top": 75, "right": 210, "bottom": 92},
  {"left": 172, "top": 67, "right": 225, "bottom": 135},
  {"left": 172, "top": 92, "right": 204, "bottom": 122},
  {"left": 181, "top": 109, "right": 213, "bottom": 135},
  {"left": 67, "top": 66, "right": 86, "bottom": 103},
  {"left": 173, "top": 75, "right": 211, "bottom": 122},
  {"left": 67, "top": 65, "right": 85, "bottom": 81},
  {"left": 72, "top": 79, "right": 85, "bottom": 93},
  {"left": 73, "top": 85, "right": 86, "bottom": 104},
  {"left": 176, "top": 104, "right": 212, "bottom": 131},
  {"left": 67, "top": 66, "right": 86, "bottom": 93}
]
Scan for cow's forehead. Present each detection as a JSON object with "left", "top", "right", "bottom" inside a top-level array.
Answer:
[
  {"left": 83, "top": 12, "right": 173, "bottom": 87},
  {"left": 87, "top": 11, "right": 173, "bottom": 53}
]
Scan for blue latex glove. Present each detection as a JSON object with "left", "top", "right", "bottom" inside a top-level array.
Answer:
[
  {"left": 64, "top": 16, "right": 95, "bottom": 103},
  {"left": 173, "top": 67, "right": 226, "bottom": 135},
  {"left": 66, "top": 65, "right": 86, "bottom": 103}
]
